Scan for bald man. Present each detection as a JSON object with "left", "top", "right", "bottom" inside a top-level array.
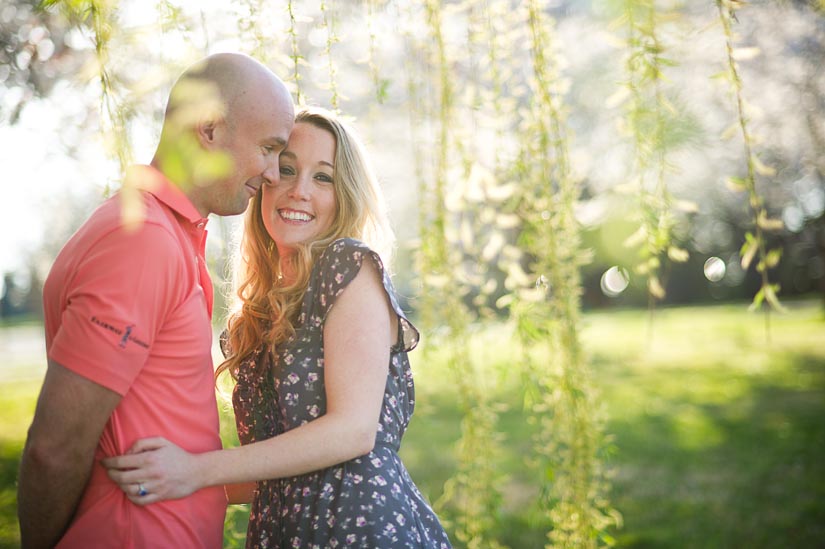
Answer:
[{"left": 17, "top": 53, "right": 294, "bottom": 549}]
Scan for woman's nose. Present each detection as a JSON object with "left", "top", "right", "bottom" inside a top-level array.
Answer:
[{"left": 288, "top": 174, "right": 311, "bottom": 200}]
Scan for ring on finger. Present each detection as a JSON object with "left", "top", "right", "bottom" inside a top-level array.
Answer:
[{"left": 137, "top": 482, "right": 148, "bottom": 497}]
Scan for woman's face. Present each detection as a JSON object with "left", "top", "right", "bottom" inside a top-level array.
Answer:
[{"left": 261, "top": 122, "right": 338, "bottom": 257}]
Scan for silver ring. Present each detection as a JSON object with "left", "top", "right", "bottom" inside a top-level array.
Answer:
[{"left": 138, "top": 483, "right": 148, "bottom": 497}]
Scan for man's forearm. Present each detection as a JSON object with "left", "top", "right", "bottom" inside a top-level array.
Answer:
[
  {"left": 18, "top": 445, "right": 94, "bottom": 549},
  {"left": 18, "top": 360, "right": 122, "bottom": 547}
]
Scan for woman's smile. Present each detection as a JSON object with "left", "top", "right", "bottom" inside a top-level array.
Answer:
[{"left": 278, "top": 208, "right": 315, "bottom": 223}]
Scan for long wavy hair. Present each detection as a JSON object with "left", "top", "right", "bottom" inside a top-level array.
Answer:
[{"left": 217, "top": 107, "right": 394, "bottom": 380}]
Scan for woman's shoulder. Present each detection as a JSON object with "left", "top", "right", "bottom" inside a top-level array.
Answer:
[{"left": 315, "top": 238, "right": 383, "bottom": 274}]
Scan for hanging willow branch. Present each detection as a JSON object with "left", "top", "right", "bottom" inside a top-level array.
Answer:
[
  {"left": 510, "top": 0, "right": 619, "bottom": 546},
  {"left": 482, "top": 0, "right": 513, "bottom": 175},
  {"left": 319, "top": 0, "right": 340, "bottom": 111},
  {"left": 617, "top": 0, "right": 688, "bottom": 311},
  {"left": 412, "top": 2, "right": 505, "bottom": 547},
  {"left": 94, "top": 6, "right": 131, "bottom": 177},
  {"left": 401, "top": 1, "right": 429, "bottom": 213},
  {"left": 286, "top": 0, "right": 304, "bottom": 105},
  {"left": 715, "top": 0, "right": 786, "bottom": 322},
  {"left": 609, "top": 0, "right": 695, "bottom": 348},
  {"left": 366, "top": 0, "right": 388, "bottom": 103},
  {"left": 44, "top": 0, "right": 136, "bottom": 219},
  {"left": 236, "top": 0, "right": 269, "bottom": 62}
]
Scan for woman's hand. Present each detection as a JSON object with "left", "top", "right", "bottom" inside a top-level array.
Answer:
[{"left": 101, "top": 437, "right": 202, "bottom": 506}]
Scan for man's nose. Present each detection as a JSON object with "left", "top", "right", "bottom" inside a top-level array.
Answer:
[{"left": 263, "top": 156, "right": 280, "bottom": 186}]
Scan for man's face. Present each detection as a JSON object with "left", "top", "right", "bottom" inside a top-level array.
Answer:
[{"left": 207, "top": 88, "right": 294, "bottom": 217}]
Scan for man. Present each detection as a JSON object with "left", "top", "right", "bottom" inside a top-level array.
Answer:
[{"left": 17, "top": 53, "right": 294, "bottom": 549}]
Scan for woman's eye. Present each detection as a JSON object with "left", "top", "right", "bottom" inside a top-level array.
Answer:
[
  {"left": 316, "top": 173, "right": 333, "bottom": 183},
  {"left": 280, "top": 166, "right": 295, "bottom": 175}
]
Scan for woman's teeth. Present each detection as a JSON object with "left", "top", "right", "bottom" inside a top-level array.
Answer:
[{"left": 280, "top": 210, "right": 312, "bottom": 222}]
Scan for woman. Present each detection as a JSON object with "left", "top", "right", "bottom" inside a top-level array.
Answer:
[{"left": 103, "top": 107, "right": 451, "bottom": 548}]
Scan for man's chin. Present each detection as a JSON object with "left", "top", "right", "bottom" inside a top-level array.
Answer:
[{"left": 214, "top": 199, "right": 252, "bottom": 218}]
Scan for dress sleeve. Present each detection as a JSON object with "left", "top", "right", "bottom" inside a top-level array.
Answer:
[{"left": 313, "top": 238, "right": 419, "bottom": 352}]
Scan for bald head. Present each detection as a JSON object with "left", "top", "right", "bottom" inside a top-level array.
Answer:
[
  {"left": 153, "top": 53, "right": 294, "bottom": 217},
  {"left": 163, "top": 53, "right": 292, "bottom": 134}
]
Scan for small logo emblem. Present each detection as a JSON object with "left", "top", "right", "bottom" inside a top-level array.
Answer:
[
  {"left": 119, "top": 325, "right": 134, "bottom": 348},
  {"left": 89, "top": 316, "right": 149, "bottom": 349}
]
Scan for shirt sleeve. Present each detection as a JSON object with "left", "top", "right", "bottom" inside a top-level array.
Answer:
[{"left": 48, "top": 223, "right": 185, "bottom": 395}]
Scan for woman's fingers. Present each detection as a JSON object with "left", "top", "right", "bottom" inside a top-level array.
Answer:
[
  {"left": 106, "top": 465, "right": 145, "bottom": 487},
  {"left": 100, "top": 437, "right": 198, "bottom": 503},
  {"left": 102, "top": 438, "right": 171, "bottom": 473},
  {"left": 101, "top": 454, "right": 134, "bottom": 470},
  {"left": 104, "top": 437, "right": 170, "bottom": 466},
  {"left": 128, "top": 437, "right": 170, "bottom": 454},
  {"left": 103, "top": 452, "right": 161, "bottom": 489},
  {"left": 124, "top": 482, "right": 161, "bottom": 506}
]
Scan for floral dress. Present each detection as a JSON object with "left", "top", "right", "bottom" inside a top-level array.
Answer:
[{"left": 231, "top": 238, "right": 452, "bottom": 549}]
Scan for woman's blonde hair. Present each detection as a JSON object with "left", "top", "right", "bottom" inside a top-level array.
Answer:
[{"left": 217, "top": 106, "right": 394, "bottom": 380}]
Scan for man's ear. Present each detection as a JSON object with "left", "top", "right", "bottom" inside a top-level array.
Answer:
[{"left": 196, "top": 117, "right": 220, "bottom": 148}]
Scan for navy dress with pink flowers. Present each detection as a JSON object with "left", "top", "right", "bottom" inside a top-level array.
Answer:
[{"left": 231, "top": 238, "right": 452, "bottom": 548}]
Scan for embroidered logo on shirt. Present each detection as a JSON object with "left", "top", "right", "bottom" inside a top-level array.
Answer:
[
  {"left": 119, "top": 325, "right": 134, "bottom": 348},
  {"left": 90, "top": 316, "right": 150, "bottom": 349}
]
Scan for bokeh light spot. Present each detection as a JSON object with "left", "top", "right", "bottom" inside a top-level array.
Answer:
[
  {"left": 704, "top": 257, "right": 726, "bottom": 282},
  {"left": 535, "top": 274, "right": 549, "bottom": 292},
  {"left": 601, "top": 266, "right": 629, "bottom": 297},
  {"left": 782, "top": 205, "right": 804, "bottom": 233}
]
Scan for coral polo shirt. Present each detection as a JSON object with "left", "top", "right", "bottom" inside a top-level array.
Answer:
[{"left": 43, "top": 165, "right": 226, "bottom": 548}]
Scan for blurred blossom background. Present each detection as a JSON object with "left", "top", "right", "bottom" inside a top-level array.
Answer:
[
  {"left": 1, "top": 0, "right": 824, "bottom": 547},
  {"left": 0, "top": 0, "right": 822, "bottom": 313}
]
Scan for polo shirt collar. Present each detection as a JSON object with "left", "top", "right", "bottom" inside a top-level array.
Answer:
[{"left": 125, "top": 164, "right": 207, "bottom": 226}]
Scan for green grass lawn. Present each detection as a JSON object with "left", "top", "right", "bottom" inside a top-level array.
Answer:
[{"left": 1, "top": 299, "right": 823, "bottom": 548}]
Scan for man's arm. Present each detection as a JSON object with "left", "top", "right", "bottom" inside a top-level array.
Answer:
[{"left": 18, "top": 359, "right": 121, "bottom": 549}]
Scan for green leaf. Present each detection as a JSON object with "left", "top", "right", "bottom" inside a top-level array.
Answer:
[
  {"left": 731, "top": 46, "right": 761, "bottom": 60},
  {"left": 710, "top": 70, "right": 732, "bottom": 81},
  {"left": 668, "top": 246, "right": 689, "bottom": 262},
  {"left": 740, "top": 233, "right": 758, "bottom": 270},
  {"left": 764, "top": 283, "right": 787, "bottom": 312},
  {"left": 725, "top": 175, "right": 748, "bottom": 192},
  {"left": 749, "top": 286, "right": 765, "bottom": 311},
  {"left": 648, "top": 276, "right": 665, "bottom": 299},
  {"left": 757, "top": 211, "right": 784, "bottom": 231},
  {"left": 752, "top": 155, "right": 776, "bottom": 176},
  {"left": 720, "top": 122, "right": 740, "bottom": 141},
  {"left": 674, "top": 199, "right": 699, "bottom": 213},
  {"left": 765, "top": 248, "right": 782, "bottom": 268},
  {"left": 624, "top": 226, "right": 647, "bottom": 248}
]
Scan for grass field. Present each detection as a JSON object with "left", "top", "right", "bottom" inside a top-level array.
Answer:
[{"left": 1, "top": 299, "right": 823, "bottom": 548}]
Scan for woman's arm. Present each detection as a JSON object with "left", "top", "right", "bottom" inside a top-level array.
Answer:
[{"left": 103, "top": 260, "right": 396, "bottom": 505}]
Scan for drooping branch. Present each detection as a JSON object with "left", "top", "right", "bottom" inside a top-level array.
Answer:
[
  {"left": 319, "top": 0, "right": 339, "bottom": 111},
  {"left": 511, "top": 0, "right": 619, "bottom": 546},
  {"left": 617, "top": 0, "right": 689, "bottom": 332},
  {"left": 716, "top": 0, "right": 785, "bottom": 325}
]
